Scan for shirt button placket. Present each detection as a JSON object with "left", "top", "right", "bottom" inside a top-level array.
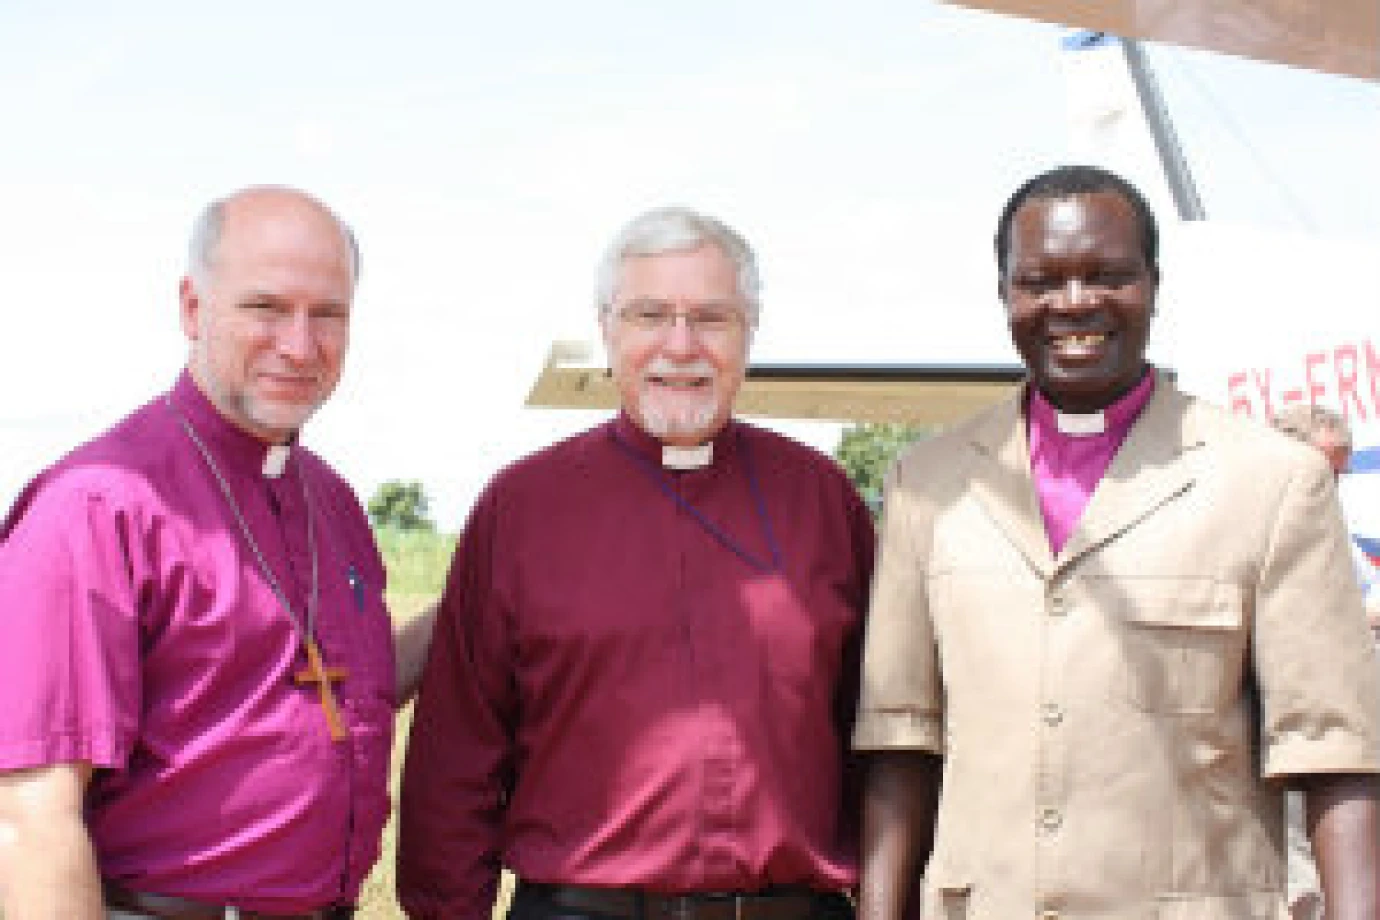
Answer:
[{"left": 1037, "top": 578, "right": 1071, "bottom": 911}]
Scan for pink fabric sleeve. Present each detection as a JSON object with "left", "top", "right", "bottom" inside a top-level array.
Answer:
[{"left": 0, "top": 477, "right": 142, "bottom": 770}]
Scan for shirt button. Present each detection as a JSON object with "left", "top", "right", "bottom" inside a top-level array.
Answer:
[
  {"left": 1039, "top": 808, "right": 1063, "bottom": 833},
  {"left": 1041, "top": 703, "right": 1064, "bottom": 726},
  {"left": 1048, "top": 593, "right": 1068, "bottom": 616},
  {"left": 1040, "top": 911, "right": 1060, "bottom": 920}
]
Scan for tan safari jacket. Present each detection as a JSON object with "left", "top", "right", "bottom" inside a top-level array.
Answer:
[{"left": 854, "top": 379, "right": 1380, "bottom": 919}]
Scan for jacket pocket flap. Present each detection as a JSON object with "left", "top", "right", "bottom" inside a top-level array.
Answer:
[
  {"left": 926, "top": 865, "right": 973, "bottom": 895},
  {"left": 1118, "top": 579, "right": 1245, "bottom": 630}
]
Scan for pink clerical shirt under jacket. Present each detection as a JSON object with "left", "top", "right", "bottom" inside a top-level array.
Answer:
[
  {"left": 0, "top": 373, "right": 395, "bottom": 913},
  {"left": 398, "top": 414, "right": 876, "bottom": 919},
  {"left": 1028, "top": 370, "right": 1156, "bottom": 554}
]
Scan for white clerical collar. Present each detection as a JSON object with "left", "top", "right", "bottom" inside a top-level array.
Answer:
[
  {"left": 662, "top": 443, "right": 714, "bottom": 470},
  {"left": 1054, "top": 410, "right": 1107, "bottom": 437},
  {"left": 263, "top": 444, "right": 291, "bottom": 478}
]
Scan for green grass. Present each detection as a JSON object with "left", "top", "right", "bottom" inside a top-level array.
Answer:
[{"left": 374, "top": 527, "right": 457, "bottom": 596}]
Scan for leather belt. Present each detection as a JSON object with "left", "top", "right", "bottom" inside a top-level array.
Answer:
[
  {"left": 104, "top": 882, "right": 355, "bottom": 920},
  {"left": 517, "top": 881, "right": 852, "bottom": 920}
]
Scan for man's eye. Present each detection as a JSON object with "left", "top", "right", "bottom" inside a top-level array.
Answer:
[
  {"left": 632, "top": 307, "right": 670, "bottom": 325},
  {"left": 691, "top": 310, "right": 734, "bottom": 329},
  {"left": 1091, "top": 270, "right": 1138, "bottom": 288},
  {"left": 1016, "top": 277, "right": 1056, "bottom": 294}
]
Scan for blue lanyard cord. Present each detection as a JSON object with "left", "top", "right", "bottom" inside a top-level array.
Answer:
[{"left": 611, "top": 428, "right": 783, "bottom": 574}]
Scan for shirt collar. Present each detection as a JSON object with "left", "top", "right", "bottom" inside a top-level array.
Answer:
[
  {"left": 611, "top": 411, "right": 739, "bottom": 472},
  {"left": 169, "top": 369, "right": 297, "bottom": 478},
  {"left": 1028, "top": 368, "right": 1156, "bottom": 443}
]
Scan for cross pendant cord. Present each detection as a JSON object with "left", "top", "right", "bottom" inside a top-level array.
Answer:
[
  {"left": 611, "top": 428, "right": 783, "bottom": 574},
  {"left": 165, "top": 398, "right": 348, "bottom": 742}
]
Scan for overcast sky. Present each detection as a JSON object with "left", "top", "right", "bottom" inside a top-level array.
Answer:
[{"left": 2, "top": 1, "right": 1376, "bottom": 528}]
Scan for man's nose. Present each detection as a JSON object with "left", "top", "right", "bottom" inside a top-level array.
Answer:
[
  {"left": 277, "top": 312, "right": 317, "bottom": 361},
  {"left": 1052, "top": 277, "right": 1096, "bottom": 310},
  {"left": 660, "top": 315, "right": 700, "bottom": 355}
]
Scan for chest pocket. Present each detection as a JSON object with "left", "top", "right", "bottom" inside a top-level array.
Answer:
[{"left": 1116, "top": 579, "right": 1247, "bottom": 714}]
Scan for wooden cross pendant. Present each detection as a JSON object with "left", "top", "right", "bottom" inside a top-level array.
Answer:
[{"left": 294, "top": 637, "right": 349, "bottom": 742}]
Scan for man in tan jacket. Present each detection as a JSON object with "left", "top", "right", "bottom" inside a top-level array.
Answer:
[{"left": 854, "top": 165, "right": 1380, "bottom": 919}]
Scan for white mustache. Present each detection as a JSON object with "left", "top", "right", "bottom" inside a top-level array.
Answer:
[{"left": 644, "top": 358, "right": 716, "bottom": 378}]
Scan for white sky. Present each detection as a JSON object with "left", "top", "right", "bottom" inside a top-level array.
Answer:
[{"left": 2, "top": 1, "right": 1377, "bottom": 529}]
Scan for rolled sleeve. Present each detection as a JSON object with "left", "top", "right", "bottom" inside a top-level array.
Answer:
[
  {"left": 854, "top": 462, "right": 944, "bottom": 754},
  {"left": 0, "top": 478, "right": 142, "bottom": 771},
  {"left": 1253, "top": 454, "right": 1380, "bottom": 778}
]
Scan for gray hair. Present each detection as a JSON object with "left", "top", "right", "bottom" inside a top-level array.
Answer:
[
  {"left": 186, "top": 186, "right": 361, "bottom": 285},
  {"left": 1273, "top": 403, "right": 1353, "bottom": 451},
  {"left": 594, "top": 206, "right": 761, "bottom": 326}
]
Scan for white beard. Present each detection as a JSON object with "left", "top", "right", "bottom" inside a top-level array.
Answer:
[
  {"left": 638, "top": 398, "right": 720, "bottom": 441},
  {"left": 636, "top": 357, "right": 721, "bottom": 442}
]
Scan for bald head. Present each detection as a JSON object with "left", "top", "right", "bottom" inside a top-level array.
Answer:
[
  {"left": 178, "top": 185, "right": 358, "bottom": 444},
  {"left": 188, "top": 186, "right": 360, "bottom": 289}
]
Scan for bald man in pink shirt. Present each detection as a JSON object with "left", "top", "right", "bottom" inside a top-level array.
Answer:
[{"left": 0, "top": 187, "right": 434, "bottom": 919}]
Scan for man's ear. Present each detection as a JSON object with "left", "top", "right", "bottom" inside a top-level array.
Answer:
[
  {"left": 179, "top": 276, "right": 201, "bottom": 341},
  {"left": 598, "top": 310, "right": 614, "bottom": 362}
]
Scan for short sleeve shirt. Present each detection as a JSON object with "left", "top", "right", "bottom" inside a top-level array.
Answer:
[{"left": 0, "top": 373, "right": 395, "bottom": 913}]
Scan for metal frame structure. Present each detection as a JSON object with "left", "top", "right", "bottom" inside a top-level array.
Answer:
[{"left": 524, "top": 341, "right": 1027, "bottom": 426}]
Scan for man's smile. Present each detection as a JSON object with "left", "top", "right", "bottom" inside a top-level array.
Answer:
[{"left": 1048, "top": 331, "right": 1111, "bottom": 359}]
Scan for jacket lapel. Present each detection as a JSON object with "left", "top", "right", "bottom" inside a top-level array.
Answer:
[
  {"left": 966, "top": 394, "right": 1056, "bottom": 578},
  {"left": 1057, "top": 380, "right": 1205, "bottom": 572}
]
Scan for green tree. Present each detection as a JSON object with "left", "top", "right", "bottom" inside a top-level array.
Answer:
[
  {"left": 834, "top": 422, "right": 929, "bottom": 516},
  {"left": 368, "top": 479, "right": 435, "bottom": 532}
]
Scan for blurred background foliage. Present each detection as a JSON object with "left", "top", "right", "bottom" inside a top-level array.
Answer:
[{"left": 833, "top": 422, "right": 930, "bottom": 516}]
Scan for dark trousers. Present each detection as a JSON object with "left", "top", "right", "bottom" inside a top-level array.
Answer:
[{"left": 509, "top": 883, "right": 855, "bottom": 920}]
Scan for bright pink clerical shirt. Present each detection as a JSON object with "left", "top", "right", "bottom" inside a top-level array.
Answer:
[
  {"left": 0, "top": 372, "right": 395, "bottom": 913},
  {"left": 397, "top": 414, "right": 876, "bottom": 920},
  {"left": 1027, "top": 370, "right": 1156, "bottom": 554}
]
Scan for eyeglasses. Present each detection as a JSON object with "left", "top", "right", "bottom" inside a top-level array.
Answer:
[{"left": 612, "top": 300, "right": 747, "bottom": 335}]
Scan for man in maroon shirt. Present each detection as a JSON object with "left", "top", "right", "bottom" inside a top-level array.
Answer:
[{"left": 398, "top": 206, "right": 875, "bottom": 920}]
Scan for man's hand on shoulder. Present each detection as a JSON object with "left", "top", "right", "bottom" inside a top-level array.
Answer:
[{"left": 1363, "top": 592, "right": 1380, "bottom": 633}]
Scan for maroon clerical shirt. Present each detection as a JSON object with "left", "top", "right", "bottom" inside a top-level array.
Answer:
[{"left": 397, "top": 414, "right": 875, "bottom": 918}]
